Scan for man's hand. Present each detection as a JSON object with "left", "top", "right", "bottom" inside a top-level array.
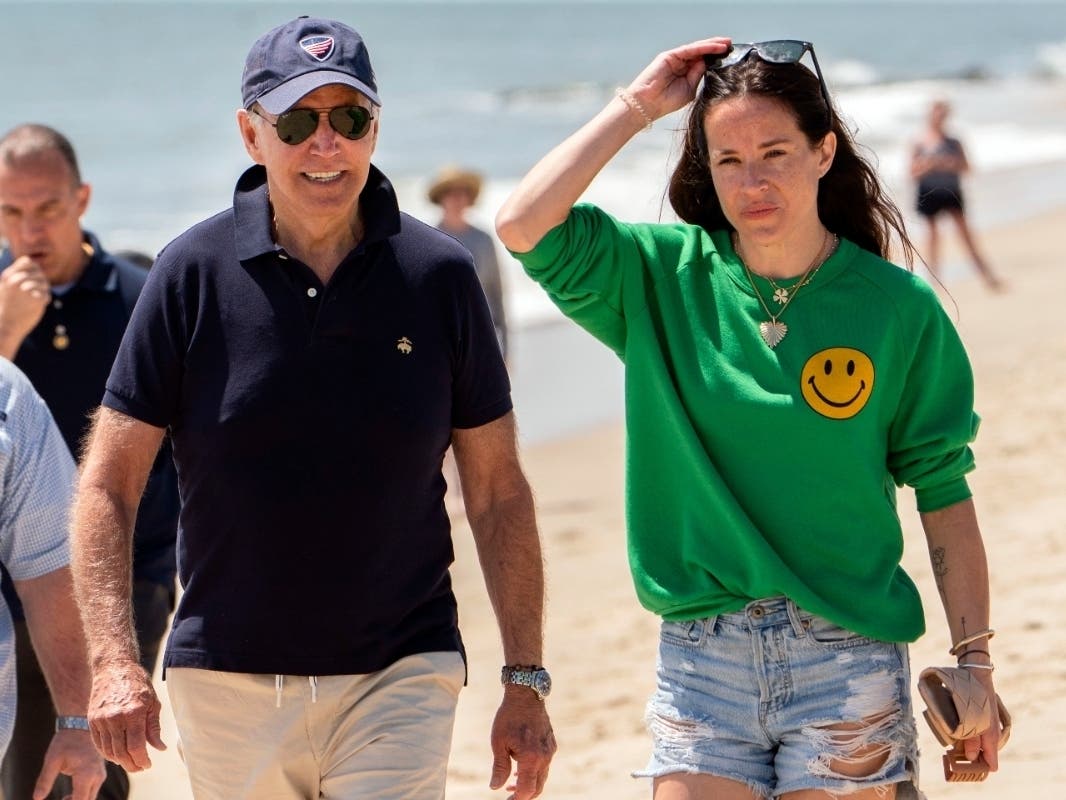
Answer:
[
  {"left": 33, "top": 729, "right": 106, "bottom": 800},
  {"left": 0, "top": 255, "right": 50, "bottom": 357},
  {"left": 489, "top": 688, "right": 556, "bottom": 800},
  {"left": 88, "top": 661, "right": 166, "bottom": 772}
]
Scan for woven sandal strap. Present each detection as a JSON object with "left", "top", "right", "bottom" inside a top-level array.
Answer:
[{"left": 918, "top": 667, "right": 993, "bottom": 741}]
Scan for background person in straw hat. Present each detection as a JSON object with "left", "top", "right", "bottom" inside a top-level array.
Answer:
[{"left": 430, "top": 165, "right": 509, "bottom": 360}]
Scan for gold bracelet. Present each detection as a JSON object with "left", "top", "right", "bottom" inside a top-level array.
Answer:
[
  {"left": 958, "top": 662, "right": 995, "bottom": 671},
  {"left": 615, "top": 87, "right": 653, "bottom": 131},
  {"left": 949, "top": 628, "right": 995, "bottom": 656}
]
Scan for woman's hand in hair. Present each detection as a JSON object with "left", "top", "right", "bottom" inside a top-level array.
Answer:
[{"left": 624, "top": 38, "right": 732, "bottom": 122}]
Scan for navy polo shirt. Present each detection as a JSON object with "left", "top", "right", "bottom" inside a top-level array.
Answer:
[
  {"left": 104, "top": 164, "right": 512, "bottom": 676},
  {"left": 0, "top": 236, "right": 179, "bottom": 618}
]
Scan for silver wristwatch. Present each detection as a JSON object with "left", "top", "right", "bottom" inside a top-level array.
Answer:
[{"left": 500, "top": 665, "right": 552, "bottom": 700}]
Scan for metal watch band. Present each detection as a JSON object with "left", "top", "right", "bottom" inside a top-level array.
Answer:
[
  {"left": 500, "top": 665, "right": 552, "bottom": 699},
  {"left": 55, "top": 715, "right": 90, "bottom": 732}
]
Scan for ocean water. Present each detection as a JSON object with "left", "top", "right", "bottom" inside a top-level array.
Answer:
[{"left": 2, "top": 0, "right": 1063, "bottom": 440}]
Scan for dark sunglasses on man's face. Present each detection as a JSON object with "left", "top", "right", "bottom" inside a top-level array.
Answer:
[
  {"left": 253, "top": 105, "right": 375, "bottom": 145},
  {"left": 703, "top": 40, "right": 832, "bottom": 123}
]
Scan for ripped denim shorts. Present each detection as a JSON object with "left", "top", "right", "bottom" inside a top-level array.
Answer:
[{"left": 635, "top": 597, "right": 924, "bottom": 799}]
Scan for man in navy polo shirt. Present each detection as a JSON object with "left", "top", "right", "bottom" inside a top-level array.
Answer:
[
  {"left": 0, "top": 124, "right": 179, "bottom": 800},
  {"left": 71, "top": 16, "right": 556, "bottom": 800}
]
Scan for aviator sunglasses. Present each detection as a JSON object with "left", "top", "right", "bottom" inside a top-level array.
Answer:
[
  {"left": 253, "top": 105, "right": 375, "bottom": 145},
  {"left": 703, "top": 40, "right": 832, "bottom": 123}
]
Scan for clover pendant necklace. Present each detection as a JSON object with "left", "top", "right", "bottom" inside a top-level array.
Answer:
[
  {"left": 768, "top": 267, "right": 820, "bottom": 305},
  {"left": 734, "top": 231, "right": 838, "bottom": 349}
]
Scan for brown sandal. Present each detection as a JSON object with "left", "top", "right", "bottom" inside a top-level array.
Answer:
[{"left": 917, "top": 666, "right": 1012, "bottom": 782}]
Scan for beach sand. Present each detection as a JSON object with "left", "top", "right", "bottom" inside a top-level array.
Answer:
[{"left": 130, "top": 205, "right": 1065, "bottom": 799}]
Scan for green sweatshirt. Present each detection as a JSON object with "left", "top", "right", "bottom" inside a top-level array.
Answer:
[{"left": 514, "top": 204, "right": 979, "bottom": 642}]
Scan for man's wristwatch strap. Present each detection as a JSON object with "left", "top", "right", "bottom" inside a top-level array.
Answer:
[
  {"left": 500, "top": 665, "right": 552, "bottom": 699},
  {"left": 55, "top": 716, "right": 90, "bottom": 732}
]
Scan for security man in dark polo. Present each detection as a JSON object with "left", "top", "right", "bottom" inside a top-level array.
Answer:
[
  {"left": 0, "top": 123, "right": 179, "bottom": 800},
  {"left": 70, "top": 15, "right": 556, "bottom": 800}
]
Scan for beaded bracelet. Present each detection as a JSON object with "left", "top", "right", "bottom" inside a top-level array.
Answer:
[
  {"left": 615, "top": 88, "right": 653, "bottom": 131},
  {"left": 949, "top": 628, "right": 995, "bottom": 656}
]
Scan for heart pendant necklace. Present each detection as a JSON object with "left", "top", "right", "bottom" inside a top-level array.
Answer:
[
  {"left": 758, "top": 320, "right": 788, "bottom": 348},
  {"left": 734, "top": 231, "right": 838, "bottom": 349}
]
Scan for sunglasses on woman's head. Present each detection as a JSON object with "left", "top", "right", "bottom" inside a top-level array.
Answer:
[
  {"left": 252, "top": 105, "right": 375, "bottom": 145},
  {"left": 703, "top": 40, "right": 832, "bottom": 124}
]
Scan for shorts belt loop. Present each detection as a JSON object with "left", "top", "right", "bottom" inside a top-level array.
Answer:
[
  {"left": 785, "top": 599, "right": 808, "bottom": 637},
  {"left": 704, "top": 615, "right": 720, "bottom": 637}
]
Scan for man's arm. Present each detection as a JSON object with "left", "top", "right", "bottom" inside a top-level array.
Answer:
[
  {"left": 451, "top": 411, "right": 556, "bottom": 800},
  {"left": 0, "top": 361, "right": 104, "bottom": 797},
  {"left": 14, "top": 567, "right": 106, "bottom": 800},
  {"left": 70, "top": 406, "right": 167, "bottom": 772}
]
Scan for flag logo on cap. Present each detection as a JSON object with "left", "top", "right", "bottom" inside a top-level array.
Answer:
[{"left": 300, "top": 35, "right": 335, "bottom": 61}]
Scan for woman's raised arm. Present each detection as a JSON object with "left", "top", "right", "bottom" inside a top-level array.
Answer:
[{"left": 495, "top": 37, "right": 731, "bottom": 253}]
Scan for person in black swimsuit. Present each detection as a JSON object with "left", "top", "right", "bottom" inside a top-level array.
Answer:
[{"left": 911, "top": 100, "right": 1003, "bottom": 290}]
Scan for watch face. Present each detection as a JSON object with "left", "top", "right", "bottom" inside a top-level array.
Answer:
[
  {"left": 530, "top": 674, "right": 550, "bottom": 699},
  {"left": 532, "top": 670, "right": 552, "bottom": 697},
  {"left": 502, "top": 667, "right": 552, "bottom": 698}
]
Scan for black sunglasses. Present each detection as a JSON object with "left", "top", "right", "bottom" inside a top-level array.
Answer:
[
  {"left": 253, "top": 105, "right": 375, "bottom": 145},
  {"left": 703, "top": 40, "right": 832, "bottom": 124}
]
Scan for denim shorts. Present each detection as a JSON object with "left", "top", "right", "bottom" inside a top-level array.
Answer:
[{"left": 635, "top": 597, "right": 924, "bottom": 799}]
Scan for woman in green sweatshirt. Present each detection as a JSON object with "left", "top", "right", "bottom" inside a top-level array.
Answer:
[{"left": 497, "top": 37, "right": 1002, "bottom": 800}]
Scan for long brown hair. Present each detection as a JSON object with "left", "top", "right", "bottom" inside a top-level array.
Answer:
[{"left": 668, "top": 55, "right": 916, "bottom": 266}]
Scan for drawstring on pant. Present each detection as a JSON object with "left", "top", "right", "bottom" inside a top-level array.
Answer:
[{"left": 274, "top": 674, "right": 319, "bottom": 707}]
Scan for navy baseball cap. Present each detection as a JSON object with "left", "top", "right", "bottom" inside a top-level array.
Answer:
[{"left": 242, "top": 16, "right": 381, "bottom": 114}]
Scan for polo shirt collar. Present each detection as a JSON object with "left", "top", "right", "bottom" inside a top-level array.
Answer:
[
  {"left": 233, "top": 163, "right": 402, "bottom": 262},
  {"left": 0, "top": 231, "right": 117, "bottom": 293},
  {"left": 75, "top": 232, "right": 120, "bottom": 293}
]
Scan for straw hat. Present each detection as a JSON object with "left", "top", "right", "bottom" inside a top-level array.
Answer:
[{"left": 427, "top": 165, "right": 483, "bottom": 205}]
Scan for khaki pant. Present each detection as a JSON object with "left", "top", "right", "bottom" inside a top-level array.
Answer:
[{"left": 167, "top": 651, "right": 465, "bottom": 800}]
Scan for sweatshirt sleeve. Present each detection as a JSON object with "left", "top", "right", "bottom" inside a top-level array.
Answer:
[
  {"left": 510, "top": 204, "right": 649, "bottom": 358},
  {"left": 886, "top": 284, "right": 979, "bottom": 512}
]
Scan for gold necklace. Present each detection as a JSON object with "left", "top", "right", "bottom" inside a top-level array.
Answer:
[
  {"left": 734, "top": 231, "right": 838, "bottom": 348},
  {"left": 765, "top": 269, "right": 820, "bottom": 305}
]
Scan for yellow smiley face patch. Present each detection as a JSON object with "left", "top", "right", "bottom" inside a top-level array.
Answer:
[{"left": 801, "top": 348, "right": 875, "bottom": 419}]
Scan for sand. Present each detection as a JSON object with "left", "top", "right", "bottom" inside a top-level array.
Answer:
[{"left": 130, "top": 205, "right": 1066, "bottom": 799}]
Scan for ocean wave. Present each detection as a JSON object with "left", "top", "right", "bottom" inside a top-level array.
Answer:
[
  {"left": 1036, "top": 39, "right": 1066, "bottom": 78},
  {"left": 482, "top": 69, "right": 1002, "bottom": 120},
  {"left": 495, "top": 81, "right": 613, "bottom": 109}
]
